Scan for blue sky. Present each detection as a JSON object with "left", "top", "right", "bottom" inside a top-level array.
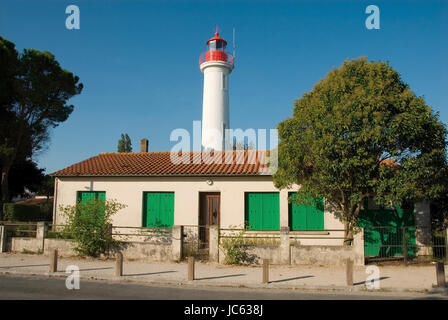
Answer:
[{"left": 1, "top": 0, "right": 447, "bottom": 174}]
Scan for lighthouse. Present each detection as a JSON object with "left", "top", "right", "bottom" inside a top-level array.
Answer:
[{"left": 199, "top": 30, "right": 234, "bottom": 150}]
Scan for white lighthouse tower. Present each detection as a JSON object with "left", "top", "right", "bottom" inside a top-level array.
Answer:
[{"left": 199, "top": 30, "right": 234, "bottom": 150}]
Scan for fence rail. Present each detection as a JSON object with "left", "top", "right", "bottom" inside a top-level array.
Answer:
[
  {"left": 364, "top": 226, "right": 447, "bottom": 264},
  {"left": 0, "top": 222, "right": 38, "bottom": 238}
]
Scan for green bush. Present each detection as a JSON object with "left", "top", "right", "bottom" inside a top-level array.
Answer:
[
  {"left": 60, "top": 198, "right": 126, "bottom": 257},
  {"left": 1, "top": 202, "right": 53, "bottom": 222},
  {"left": 2, "top": 203, "right": 48, "bottom": 221}
]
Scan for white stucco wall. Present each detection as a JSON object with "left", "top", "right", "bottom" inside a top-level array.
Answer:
[{"left": 53, "top": 176, "right": 345, "bottom": 232}]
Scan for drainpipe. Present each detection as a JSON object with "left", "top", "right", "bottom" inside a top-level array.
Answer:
[{"left": 52, "top": 177, "right": 58, "bottom": 225}]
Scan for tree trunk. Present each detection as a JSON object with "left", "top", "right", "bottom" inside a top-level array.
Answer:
[
  {"left": 1, "top": 166, "right": 10, "bottom": 203},
  {"left": 344, "top": 221, "right": 354, "bottom": 246}
]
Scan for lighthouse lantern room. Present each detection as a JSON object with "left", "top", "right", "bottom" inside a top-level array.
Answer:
[{"left": 199, "top": 29, "right": 234, "bottom": 151}]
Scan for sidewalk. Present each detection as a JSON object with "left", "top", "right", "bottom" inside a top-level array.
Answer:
[{"left": 0, "top": 253, "right": 446, "bottom": 294}]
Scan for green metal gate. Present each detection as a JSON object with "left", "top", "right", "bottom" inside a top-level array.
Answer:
[{"left": 358, "top": 203, "right": 416, "bottom": 259}]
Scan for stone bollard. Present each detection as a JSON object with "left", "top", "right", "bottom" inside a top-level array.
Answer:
[
  {"left": 115, "top": 252, "right": 123, "bottom": 277},
  {"left": 188, "top": 256, "right": 195, "bottom": 281},
  {"left": 346, "top": 258, "right": 354, "bottom": 286},
  {"left": 436, "top": 262, "right": 446, "bottom": 288},
  {"left": 0, "top": 226, "right": 6, "bottom": 253},
  {"left": 262, "top": 259, "right": 269, "bottom": 284},
  {"left": 49, "top": 249, "right": 58, "bottom": 273}
]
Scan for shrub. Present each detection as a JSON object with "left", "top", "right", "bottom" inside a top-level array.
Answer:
[
  {"left": 2, "top": 203, "right": 43, "bottom": 221},
  {"left": 60, "top": 198, "right": 126, "bottom": 257},
  {"left": 1, "top": 201, "right": 53, "bottom": 222},
  {"left": 220, "top": 227, "right": 253, "bottom": 265}
]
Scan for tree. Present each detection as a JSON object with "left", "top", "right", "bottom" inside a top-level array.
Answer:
[
  {"left": 37, "top": 174, "right": 55, "bottom": 201},
  {"left": 232, "top": 137, "right": 255, "bottom": 150},
  {"left": 0, "top": 36, "right": 83, "bottom": 202},
  {"left": 117, "top": 133, "right": 132, "bottom": 152},
  {"left": 6, "top": 159, "right": 44, "bottom": 199},
  {"left": 274, "top": 57, "right": 447, "bottom": 245}
]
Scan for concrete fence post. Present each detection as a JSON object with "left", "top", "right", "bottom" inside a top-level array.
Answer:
[
  {"left": 0, "top": 226, "right": 6, "bottom": 253},
  {"left": 115, "top": 252, "right": 123, "bottom": 277},
  {"left": 280, "top": 227, "right": 290, "bottom": 265},
  {"left": 172, "top": 225, "right": 184, "bottom": 261},
  {"left": 353, "top": 228, "right": 365, "bottom": 266},
  {"left": 49, "top": 249, "right": 58, "bottom": 273},
  {"left": 36, "top": 222, "right": 47, "bottom": 252},
  {"left": 346, "top": 258, "right": 354, "bottom": 286},
  {"left": 209, "top": 225, "right": 219, "bottom": 262}
]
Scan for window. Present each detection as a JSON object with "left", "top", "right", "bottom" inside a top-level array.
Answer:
[
  {"left": 288, "top": 193, "right": 324, "bottom": 231},
  {"left": 142, "top": 192, "right": 174, "bottom": 228},
  {"left": 245, "top": 192, "right": 280, "bottom": 230},
  {"left": 222, "top": 73, "right": 227, "bottom": 90}
]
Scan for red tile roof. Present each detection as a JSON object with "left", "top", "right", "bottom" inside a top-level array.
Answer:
[{"left": 51, "top": 150, "right": 273, "bottom": 177}]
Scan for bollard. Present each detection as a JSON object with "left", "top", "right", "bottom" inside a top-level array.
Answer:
[
  {"left": 346, "top": 258, "right": 354, "bottom": 286},
  {"left": 0, "top": 226, "right": 6, "bottom": 253},
  {"left": 262, "top": 259, "right": 269, "bottom": 284},
  {"left": 402, "top": 227, "right": 408, "bottom": 266},
  {"left": 436, "top": 262, "right": 446, "bottom": 288},
  {"left": 115, "top": 252, "right": 123, "bottom": 277},
  {"left": 188, "top": 256, "right": 195, "bottom": 281},
  {"left": 49, "top": 249, "right": 58, "bottom": 273}
]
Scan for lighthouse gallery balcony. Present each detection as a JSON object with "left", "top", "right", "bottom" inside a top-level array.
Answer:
[{"left": 199, "top": 51, "right": 234, "bottom": 68}]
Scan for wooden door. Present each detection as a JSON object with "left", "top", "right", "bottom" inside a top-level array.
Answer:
[{"left": 199, "top": 192, "right": 220, "bottom": 249}]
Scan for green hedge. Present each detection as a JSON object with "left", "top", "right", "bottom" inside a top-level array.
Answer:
[{"left": 2, "top": 202, "right": 53, "bottom": 222}]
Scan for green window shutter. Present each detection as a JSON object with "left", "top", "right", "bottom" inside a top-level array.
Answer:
[
  {"left": 143, "top": 192, "right": 174, "bottom": 228},
  {"left": 307, "top": 198, "right": 324, "bottom": 230},
  {"left": 289, "top": 193, "right": 324, "bottom": 231},
  {"left": 245, "top": 192, "right": 280, "bottom": 230},
  {"left": 76, "top": 191, "right": 106, "bottom": 217},
  {"left": 77, "top": 191, "right": 105, "bottom": 204}
]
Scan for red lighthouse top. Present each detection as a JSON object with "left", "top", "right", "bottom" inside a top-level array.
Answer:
[
  {"left": 206, "top": 31, "right": 227, "bottom": 46},
  {"left": 199, "top": 29, "right": 234, "bottom": 68}
]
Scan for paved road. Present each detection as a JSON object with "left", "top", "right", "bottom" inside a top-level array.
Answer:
[{"left": 0, "top": 274, "right": 446, "bottom": 300}]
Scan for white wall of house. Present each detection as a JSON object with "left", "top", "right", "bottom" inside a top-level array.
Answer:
[
  {"left": 53, "top": 175, "right": 343, "bottom": 230},
  {"left": 53, "top": 175, "right": 432, "bottom": 248}
]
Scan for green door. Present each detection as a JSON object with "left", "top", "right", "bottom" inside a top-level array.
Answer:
[
  {"left": 289, "top": 193, "right": 324, "bottom": 231},
  {"left": 245, "top": 192, "right": 280, "bottom": 230},
  {"left": 143, "top": 192, "right": 174, "bottom": 228}
]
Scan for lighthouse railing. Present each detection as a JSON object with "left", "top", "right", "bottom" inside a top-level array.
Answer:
[{"left": 199, "top": 52, "right": 234, "bottom": 67}]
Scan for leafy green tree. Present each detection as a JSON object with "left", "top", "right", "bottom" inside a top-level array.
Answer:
[
  {"left": 7, "top": 159, "right": 44, "bottom": 199},
  {"left": 274, "top": 57, "right": 447, "bottom": 244},
  {"left": 60, "top": 198, "right": 126, "bottom": 257},
  {"left": 117, "top": 133, "right": 132, "bottom": 152},
  {"left": 37, "top": 174, "right": 55, "bottom": 201},
  {"left": 0, "top": 36, "right": 83, "bottom": 202}
]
